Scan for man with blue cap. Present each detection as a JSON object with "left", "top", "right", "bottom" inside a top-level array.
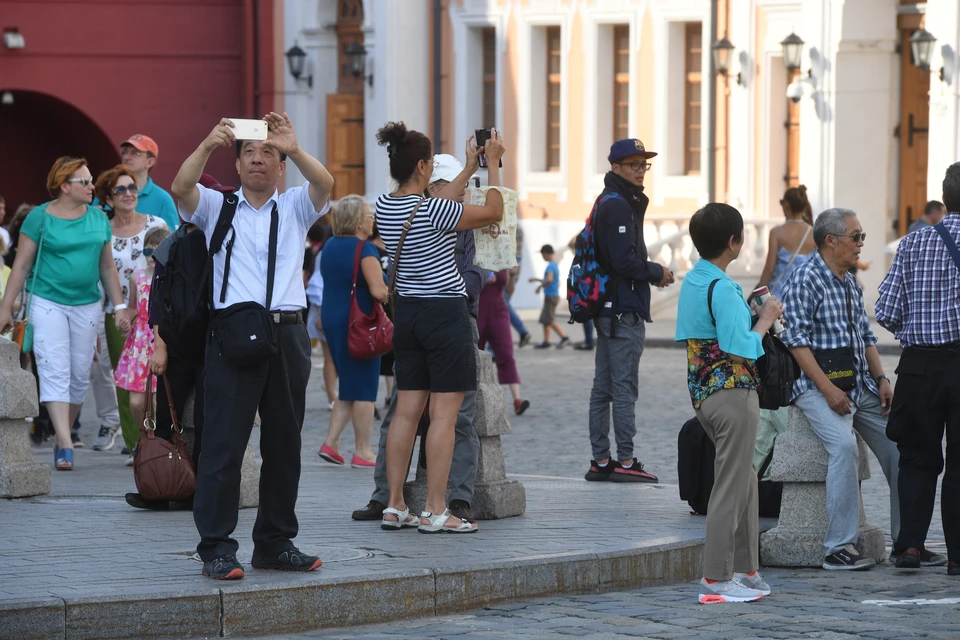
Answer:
[{"left": 583, "top": 138, "right": 674, "bottom": 485}]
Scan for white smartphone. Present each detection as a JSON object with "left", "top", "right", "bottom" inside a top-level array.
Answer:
[{"left": 229, "top": 118, "right": 268, "bottom": 141}]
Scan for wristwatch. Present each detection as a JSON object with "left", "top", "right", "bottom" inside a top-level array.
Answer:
[{"left": 875, "top": 374, "right": 890, "bottom": 385}]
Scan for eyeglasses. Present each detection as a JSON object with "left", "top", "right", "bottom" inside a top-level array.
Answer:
[
  {"left": 143, "top": 247, "right": 155, "bottom": 258},
  {"left": 831, "top": 232, "right": 867, "bottom": 243},
  {"left": 620, "top": 161, "right": 652, "bottom": 172},
  {"left": 112, "top": 185, "right": 139, "bottom": 196},
  {"left": 120, "top": 147, "right": 145, "bottom": 158},
  {"left": 67, "top": 178, "right": 94, "bottom": 187}
]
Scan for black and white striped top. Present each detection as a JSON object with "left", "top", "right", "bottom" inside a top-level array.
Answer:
[{"left": 375, "top": 194, "right": 466, "bottom": 298}]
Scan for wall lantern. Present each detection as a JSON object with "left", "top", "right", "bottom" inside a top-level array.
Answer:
[
  {"left": 2, "top": 27, "right": 25, "bottom": 50},
  {"left": 712, "top": 36, "right": 743, "bottom": 86},
  {"left": 909, "top": 29, "right": 937, "bottom": 74},
  {"left": 285, "top": 41, "right": 312, "bottom": 88},
  {"left": 780, "top": 32, "right": 805, "bottom": 72},
  {"left": 345, "top": 42, "right": 373, "bottom": 87}
]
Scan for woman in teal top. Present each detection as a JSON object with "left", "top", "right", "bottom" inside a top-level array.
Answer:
[
  {"left": 674, "top": 203, "right": 782, "bottom": 604},
  {"left": 0, "top": 157, "right": 129, "bottom": 471}
]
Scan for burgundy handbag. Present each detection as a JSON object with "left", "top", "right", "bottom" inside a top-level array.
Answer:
[
  {"left": 133, "top": 374, "right": 196, "bottom": 502},
  {"left": 347, "top": 240, "right": 394, "bottom": 359}
]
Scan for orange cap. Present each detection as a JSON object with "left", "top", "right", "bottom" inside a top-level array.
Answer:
[{"left": 120, "top": 134, "right": 159, "bottom": 158}]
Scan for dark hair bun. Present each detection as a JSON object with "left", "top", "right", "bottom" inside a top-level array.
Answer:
[{"left": 376, "top": 122, "right": 408, "bottom": 158}]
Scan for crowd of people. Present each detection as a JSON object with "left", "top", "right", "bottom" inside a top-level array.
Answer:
[{"left": 3, "top": 115, "right": 957, "bottom": 605}]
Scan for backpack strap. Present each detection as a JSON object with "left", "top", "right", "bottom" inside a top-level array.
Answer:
[
  {"left": 594, "top": 192, "right": 623, "bottom": 336},
  {"left": 203, "top": 193, "right": 240, "bottom": 306},
  {"left": 707, "top": 278, "right": 721, "bottom": 325},
  {"left": 757, "top": 445, "right": 775, "bottom": 480}
]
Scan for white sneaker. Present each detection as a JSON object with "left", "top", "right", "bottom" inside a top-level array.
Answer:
[
  {"left": 698, "top": 577, "right": 765, "bottom": 604},
  {"left": 92, "top": 425, "right": 119, "bottom": 451},
  {"left": 125, "top": 455, "right": 134, "bottom": 467},
  {"left": 733, "top": 571, "right": 771, "bottom": 596}
]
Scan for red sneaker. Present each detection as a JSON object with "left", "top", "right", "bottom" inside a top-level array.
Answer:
[
  {"left": 318, "top": 444, "right": 345, "bottom": 465},
  {"left": 608, "top": 459, "right": 658, "bottom": 483}
]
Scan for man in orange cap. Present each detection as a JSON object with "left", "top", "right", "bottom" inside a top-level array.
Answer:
[{"left": 120, "top": 134, "right": 180, "bottom": 229}]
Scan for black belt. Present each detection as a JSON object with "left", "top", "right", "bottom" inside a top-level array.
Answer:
[
  {"left": 904, "top": 342, "right": 960, "bottom": 357},
  {"left": 270, "top": 310, "right": 303, "bottom": 325}
]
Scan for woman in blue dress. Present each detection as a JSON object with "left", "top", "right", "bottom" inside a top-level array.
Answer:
[
  {"left": 317, "top": 195, "right": 388, "bottom": 468},
  {"left": 755, "top": 185, "right": 816, "bottom": 299}
]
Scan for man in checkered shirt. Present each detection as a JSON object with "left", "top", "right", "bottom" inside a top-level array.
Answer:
[
  {"left": 779, "top": 208, "right": 899, "bottom": 572},
  {"left": 877, "top": 162, "right": 960, "bottom": 576}
]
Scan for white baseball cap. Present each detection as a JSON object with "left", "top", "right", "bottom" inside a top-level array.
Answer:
[{"left": 430, "top": 154, "right": 463, "bottom": 184}]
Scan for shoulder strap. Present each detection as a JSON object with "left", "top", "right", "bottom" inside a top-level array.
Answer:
[
  {"left": 770, "top": 225, "right": 811, "bottom": 291},
  {"left": 22, "top": 212, "right": 47, "bottom": 320},
  {"left": 758, "top": 445, "right": 775, "bottom": 480},
  {"left": 265, "top": 203, "right": 279, "bottom": 311},
  {"left": 162, "top": 374, "right": 182, "bottom": 436},
  {"left": 935, "top": 222, "right": 960, "bottom": 272},
  {"left": 204, "top": 194, "right": 239, "bottom": 305},
  {"left": 707, "top": 278, "right": 721, "bottom": 325},
  {"left": 387, "top": 196, "right": 426, "bottom": 305},
  {"left": 351, "top": 238, "right": 364, "bottom": 300}
]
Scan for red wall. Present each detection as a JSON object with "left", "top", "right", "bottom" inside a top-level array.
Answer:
[{"left": 0, "top": 0, "right": 276, "bottom": 210}]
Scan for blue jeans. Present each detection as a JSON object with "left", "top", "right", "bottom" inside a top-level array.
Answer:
[{"left": 503, "top": 290, "right": 527, "bottom": 336}]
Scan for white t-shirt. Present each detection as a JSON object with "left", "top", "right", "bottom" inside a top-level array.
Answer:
[
  {"left": 375, "top": 194, "right": 465, "bottom": 298},
  {"left": 107, "top": 214, "right": 168, "bottom": 311}
]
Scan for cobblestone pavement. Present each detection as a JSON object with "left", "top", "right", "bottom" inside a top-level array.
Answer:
[{"left": 255, "top": 565, "right": 960, "bottom": 639}]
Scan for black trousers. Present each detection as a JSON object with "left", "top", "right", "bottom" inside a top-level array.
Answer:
[
  {"left": 154, "top": 353, "right": 205, "bottom": 471},
  {"left": 193, "top": 321, "right": 312, "bottom": 561},
  {"left": 888, "top": 346, "right": 960, "bottom": 561}
]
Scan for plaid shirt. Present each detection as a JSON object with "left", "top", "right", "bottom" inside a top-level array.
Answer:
[
  {"left": 779, "top": 251, "right": 878, "bottom": 404},
  {"left": 876, "top": 214, "right": 960, "bottom": 347}
]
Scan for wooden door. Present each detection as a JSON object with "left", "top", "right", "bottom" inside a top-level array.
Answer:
[
  {"left": 898, "top": 24, "right": 930, "bottom": 237},
  {"left": 326, "top": 93, "right": 365, "bottom": 200}
]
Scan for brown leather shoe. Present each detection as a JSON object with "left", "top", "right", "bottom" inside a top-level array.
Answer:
[{"left": 895, "top": 547, "right": 921, "bottom": 569}]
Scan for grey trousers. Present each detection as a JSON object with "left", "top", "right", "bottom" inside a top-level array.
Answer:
[
  {"left": 794, "top": 388, "right": 900, "bottom": 555},
  {"left": 697, "top": 388, "right": 760, "bottom": 581},
  {"left": 589, "top": 313, "right": 645, "bottom": 461},
  {"left": 85, "top": 312, "right": 121, "bottom": 429},
  {"left": 371, "top": 318, "right": 481, "bottom": 505}
]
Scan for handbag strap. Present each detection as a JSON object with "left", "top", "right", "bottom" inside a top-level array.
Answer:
[
  {"left": 387, "top": 196, "right": 426, "bottom": 305},
  {"left": 161, "top": 374, "right": 182, "bottom": 436},
  {"left": 935, "top": 222, "right": 960, "bottom": 272},
  {"left": 351, "top": 238, "right": 365, "bottom": 294},
  {"left": 769, "top": 225, "right": 811, "bottom": 292},
  {"left": 144, "top": 373, "right": 156, "bottom": 431},
  {"left": 707, "top": 278, "right": 720, "bottom": 325},
  {"left": 22, "top": 211, "right": 47, "bottom": 320}
]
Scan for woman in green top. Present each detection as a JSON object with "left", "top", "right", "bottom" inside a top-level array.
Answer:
[{"left": 0, "top": 157, "right": 129, "bottom": 471}]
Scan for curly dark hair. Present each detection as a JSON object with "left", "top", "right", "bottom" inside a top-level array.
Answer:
[{"left": 376, "top": 121, "right": 433, "bottom": 186}]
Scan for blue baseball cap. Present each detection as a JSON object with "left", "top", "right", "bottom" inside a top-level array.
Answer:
[{"left": 608, "top": 138, "right": 657, "bottom": 164}]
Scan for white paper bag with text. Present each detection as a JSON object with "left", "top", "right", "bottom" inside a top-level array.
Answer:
[{"left": 470, "top": 186, "right": 518, "bottom": 271}]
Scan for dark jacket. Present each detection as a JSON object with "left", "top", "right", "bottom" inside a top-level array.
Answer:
[{"left": 594, "top": 171, "right": 664, "bottom": 321}]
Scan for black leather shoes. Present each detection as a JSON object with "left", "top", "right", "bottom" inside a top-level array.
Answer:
[
  {"left": 352, "top": 500, "right": 386, "bottom": 521},
  {"left": 895, "top": 547, "right": 921, "bottom": 569},
  {"left": 949, "top": 561, "right": 960, "bottom": 576},
  {"left": 125, "top": 492, "right": 169, "bottom": 511},
  {"left": 449, "top": 499, "right": 473, "bottom": 522},
  {"left": 251, "top": 548, "right": 321, "bottom": 572}
]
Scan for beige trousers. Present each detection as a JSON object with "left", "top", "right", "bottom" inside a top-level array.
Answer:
[{"left": 695, "top": 387, "right": 760, "bottom": 581}]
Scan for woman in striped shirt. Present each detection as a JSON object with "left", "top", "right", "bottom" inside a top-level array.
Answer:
[{"left": 375, "top": 121, "right": 504, "bottom": 533}]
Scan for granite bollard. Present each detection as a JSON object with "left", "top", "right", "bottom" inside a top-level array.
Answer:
[
  {"left": 0, "top": 338, "right": 49, "bottom": 498},
  {"left": 181, "top": 389, "right": 260, "bottom": 508},
  {"left": 759, "top": 405, "right": 886, "bottom": 567},
  {"left": 404, "top": 349, "right": 526, "bottom": 519}
]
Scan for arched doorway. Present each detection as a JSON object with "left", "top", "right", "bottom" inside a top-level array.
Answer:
[{"left": 0, "top": 90, "right": 120, "bottom": 211}]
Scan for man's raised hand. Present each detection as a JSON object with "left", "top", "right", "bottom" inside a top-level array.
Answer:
[
  {"left": 204, "top": 118, "right": 237, "bottom": 152},
  {"left": 263, "top": 112, "right": 300, "bottom": 156}
]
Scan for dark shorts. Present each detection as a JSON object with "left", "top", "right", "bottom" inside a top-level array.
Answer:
[
  {"left": 539, "top": 295, "right": 560, "bottom": 325},
  {"left": 393, "top": 296, "right": 477, "bottom": 393}
]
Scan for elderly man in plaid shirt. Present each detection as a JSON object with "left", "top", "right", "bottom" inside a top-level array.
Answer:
[
  {"left": 779, "top": 208, "right": 899, "bottom": 572},
  {"left": 876, "top": 162, "right": 960, "bottom": 576}
]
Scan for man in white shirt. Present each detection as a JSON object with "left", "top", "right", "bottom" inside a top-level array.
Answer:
[{"left": 171, "top": 113, "right": 333, "bottom": 580}]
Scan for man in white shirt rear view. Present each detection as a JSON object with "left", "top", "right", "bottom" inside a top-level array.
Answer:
[{"left": 171, "top": 113, "right": 333, "bottom": 580}]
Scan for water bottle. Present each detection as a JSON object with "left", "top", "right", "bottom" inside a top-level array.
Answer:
[{"left": 752, "top": 286, "right": 784, "bottom": 334}]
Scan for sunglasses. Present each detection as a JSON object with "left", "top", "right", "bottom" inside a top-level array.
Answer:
[
  {"left": 831, "top": 232, "right": 867, "bottom": 243},
  {"left": 143, "top": 247, "right": 155, "bottom": 257},
  {"left": 112, "top": 185, "right": 139, "bottom": 196},
  {"left": 67, "top": 177, "right": 94, "bottom": 187}
]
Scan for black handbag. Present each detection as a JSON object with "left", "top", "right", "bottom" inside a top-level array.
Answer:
[
  {"left": 812, "top": 284, "right": 857, "bottom": 392},
  {"left": 212, "top": 202, "right": 280, "bottom": 368}
]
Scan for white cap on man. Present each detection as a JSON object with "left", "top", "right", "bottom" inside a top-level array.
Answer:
[{"left": 430, "top": 154, "right": 464, "bottom": 183}]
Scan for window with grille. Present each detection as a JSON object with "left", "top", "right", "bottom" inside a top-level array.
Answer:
[
  {"left": 684, "top": 23, "right": 702, "bottom": 175},
  {"left": 546, "top": 26, "right": 562, "bottom": 171},
  {"left": 482, "top": 28, "right": 497, "bottom": 128},
  {"left": 613, "top": 25, "right": 630, "bottom": 143}
]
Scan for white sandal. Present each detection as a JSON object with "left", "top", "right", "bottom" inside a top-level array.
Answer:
[
  {"left": 418, "top": 509, "right": 478, "bottom": 534},
  {"left": 381, "top": 506, "right": 419, "bottom": 530}
]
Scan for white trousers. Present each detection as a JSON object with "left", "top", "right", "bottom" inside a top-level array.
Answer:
[
  {"left": 31, "top": 296, "right": 101, "bottom": 404},
  {"left": 85, "top": 313, "right": 121, "bottom": 428}
]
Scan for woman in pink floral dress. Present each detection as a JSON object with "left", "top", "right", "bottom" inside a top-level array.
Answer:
[{"left": 115, "top": 227, "right": 170, "bottom": 428}]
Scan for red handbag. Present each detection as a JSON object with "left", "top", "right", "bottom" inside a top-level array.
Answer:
[{"left": 347, "top": 240, "right": 393, "bottom": 359}]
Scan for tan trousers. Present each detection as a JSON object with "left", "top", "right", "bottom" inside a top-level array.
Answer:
[{"left": 695, "top": 387, "right": 760, "bottom": 581}]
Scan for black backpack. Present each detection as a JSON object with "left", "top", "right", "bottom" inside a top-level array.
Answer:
[
  {"left": 155, "top": 195, "right": 239, "bottom": 354},
  {"left": 707, "top": 279, "right": 800, "bottom": 410}
]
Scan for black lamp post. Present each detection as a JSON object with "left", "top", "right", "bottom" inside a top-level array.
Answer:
[
  {"left": 780, "top": 32, "right": 804, "bottom": 72},
  {"left": 285, "top": 41, "right": 312, "bottom": 88}
]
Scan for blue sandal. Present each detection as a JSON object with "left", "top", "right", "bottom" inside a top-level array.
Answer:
[{"left": 55, "top": 447, "right": 74, "bottom": 471}]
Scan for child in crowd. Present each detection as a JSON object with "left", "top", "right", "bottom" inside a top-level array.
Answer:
[
  {"left": 115, "top": 226, "right": 170, "bottom": 451},
  {"left": 529, "top": 244, "right": 569, "bottom": 349}
]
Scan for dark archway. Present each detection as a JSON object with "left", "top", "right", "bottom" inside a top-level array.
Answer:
[{"left": 0, "top": 90, "right": 120, "bottom": 212}]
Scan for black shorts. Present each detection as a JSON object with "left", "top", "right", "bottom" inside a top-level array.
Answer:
[{"left": 393, "top": 296, "right": 477, "bottom": 393}]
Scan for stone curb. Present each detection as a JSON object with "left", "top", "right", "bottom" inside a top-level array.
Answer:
[
  {"left": 0, "top": 539, "right": 704, "bottom": 639},
  {"left": 644, "top": 337, "right": 902, "bottom": 356}
]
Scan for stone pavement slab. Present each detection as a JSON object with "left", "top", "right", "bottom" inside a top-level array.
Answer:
[{"left": 0, "top": 345, "right": 943, "bottom": 639}]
